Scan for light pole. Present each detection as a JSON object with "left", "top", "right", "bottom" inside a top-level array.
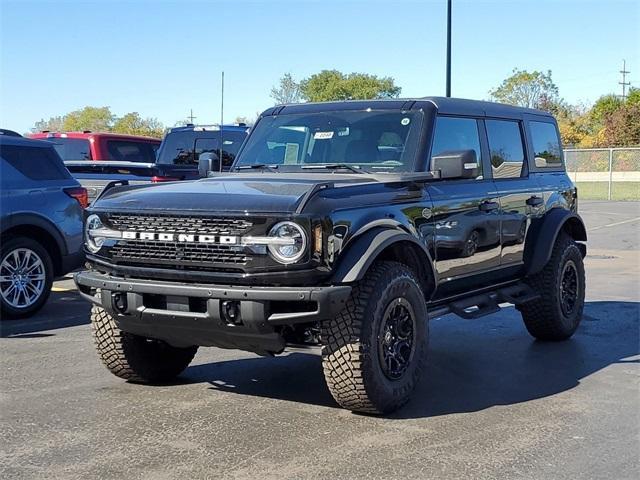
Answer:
[{"left": 446, "top": 0, "right": 452, "bottom": 97}]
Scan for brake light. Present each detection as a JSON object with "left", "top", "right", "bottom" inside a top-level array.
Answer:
[
  {"left": 64, "top": 187, "right": 89, "bottom": 209},
  {"left": 151, "top": 176, "right": 180, "bottom": 183}
]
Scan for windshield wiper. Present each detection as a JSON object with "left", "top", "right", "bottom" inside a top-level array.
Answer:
[
  {"left": 301, "top": 163, "right": 364, "bottom": 174},
  {"left": 235, "top": 164, "right": 279, "bottom": 172}
]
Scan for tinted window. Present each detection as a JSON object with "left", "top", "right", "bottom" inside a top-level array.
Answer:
[
  {"left": 106, "top": 140, "right": 157, "bottom": 163},
  {"left": 157, "top": 130, "right": 247, "bottom": 169},
  {"left": 530, "top": 121, "right": 562, "bottom": 168},
  {"left": 486, "top": 120, "right": 525, "bottom": 179},
  {"left": 236, "top": 111, "right": 423, "bottom": 173},
  {"left": 431, "top": 116, "right": 482, "bottom": 178},
  {"left": 0, "top": 144, "right": 71, "bottom": 180},
  {"left": 49, "top": 138, "right": 92, "bottom": 160}
]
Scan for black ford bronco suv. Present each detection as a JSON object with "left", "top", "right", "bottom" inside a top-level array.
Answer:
[{"left": 75, "top": 97, "right": 587, "bottom": 414}]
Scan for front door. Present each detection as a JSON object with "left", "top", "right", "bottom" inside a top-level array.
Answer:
[{"left": 426, "top": 116, "right": 502, "bottom": 286}]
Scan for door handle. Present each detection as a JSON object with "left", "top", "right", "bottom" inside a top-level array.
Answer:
[
  {"left": 526, "top": 196, "right": 544, "bottom": 207},
  {"left": 479, "top": 201, "right": 499, "bottom": 212}
]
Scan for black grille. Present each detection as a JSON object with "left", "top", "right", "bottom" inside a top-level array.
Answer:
[
  {"left": 104, "top": 213, "right": 257, "bottom": 270},
  {"left": 107, "top": 213, "right": 253, "bottom": 236},
  {"left": 110, "top": 240, "right": 249, "bottom": 266}
]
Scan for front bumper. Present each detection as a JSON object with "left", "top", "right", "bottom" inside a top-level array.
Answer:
[{"left": 75, "top": 270, "right": 351, "bottom": 354}]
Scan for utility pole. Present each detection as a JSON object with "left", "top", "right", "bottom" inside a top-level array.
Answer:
[
  {"left": 446, "top": 0, "right": 452, "bottom": 97},
  {"left": 219, "top": 71, "right": 224, "bottom": 172},
  {"left": 619, "top": 59, "right": 630, "bottom": 100},
  {"left": 187, "top": 109, "right": 196, "bottom": 124}
]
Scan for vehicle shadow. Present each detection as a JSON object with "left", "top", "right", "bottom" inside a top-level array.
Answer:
[
  {"left": 0, "top": 289, "right": 91, "bottom": 338},
  {"left": 183, "top": 301, "right": 639, "bottom": 418}
]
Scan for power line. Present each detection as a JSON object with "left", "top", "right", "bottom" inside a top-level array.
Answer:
[{"left": 619, "top": 60, "right": 630, "bottom": 100}]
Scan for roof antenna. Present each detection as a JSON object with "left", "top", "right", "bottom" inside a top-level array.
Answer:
[{"left": 219, "top": 71, "right": 224, "bottom": 172}]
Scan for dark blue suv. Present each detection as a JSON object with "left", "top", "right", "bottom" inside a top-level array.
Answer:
[{"left": 0, "top": 134, "right": 86, "bottom": 318}]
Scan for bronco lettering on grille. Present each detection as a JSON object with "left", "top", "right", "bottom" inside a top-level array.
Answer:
[{"left": 121, "top": 231, "right": 238, "bottom": 244}]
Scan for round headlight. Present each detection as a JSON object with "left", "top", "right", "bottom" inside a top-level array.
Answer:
[
  {"left": 268, "top": 221, "right": 307, "bottom": 264},
  {"left": 85, "top": 214, "right": 104, "bottom": 253}
]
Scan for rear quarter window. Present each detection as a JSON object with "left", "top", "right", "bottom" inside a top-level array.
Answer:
[
  {"left": 0, "top": 144, "right": 71, "bottom": 180},
  {"left": 529, "top": 121, "right": 563, "bottom": 169}
]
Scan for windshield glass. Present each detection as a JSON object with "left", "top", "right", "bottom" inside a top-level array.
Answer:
[
  {"left": 234, "top": 110, "right": 423, "bottom": 173},
  {"left": 157, "top": 129, "right": 247, "bottom": 168}
]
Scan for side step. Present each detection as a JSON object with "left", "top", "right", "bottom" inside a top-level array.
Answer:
[{"left": 431, "top": 283, "right": 540, "bottom": 321}]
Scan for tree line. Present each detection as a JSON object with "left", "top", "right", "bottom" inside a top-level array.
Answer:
[{"left": 32, "top": 68, "right": 639, "bottom": 147}]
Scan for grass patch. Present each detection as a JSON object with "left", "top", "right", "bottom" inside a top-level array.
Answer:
[{"left": 575, "top": 182, "right": 640, "bottom": 201}]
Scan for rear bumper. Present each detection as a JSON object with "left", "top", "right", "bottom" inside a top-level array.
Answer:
[{"left": 74, "top": 270, "right": 351, "bottom": 354}]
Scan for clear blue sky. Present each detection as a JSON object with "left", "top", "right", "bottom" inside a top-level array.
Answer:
[{"left": 1, "top": 0, "right": 638, "bottom": 133}]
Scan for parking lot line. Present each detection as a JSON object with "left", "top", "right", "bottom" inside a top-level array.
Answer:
[{"left": 589, "top": 216, "right": 640, "bottom": 231}]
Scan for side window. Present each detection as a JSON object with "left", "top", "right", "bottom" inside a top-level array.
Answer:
[
  {"left": 430, "top": 116, "right": 482, "bottom": 178},
  {"left": 486, "top": 120, "right": 526, "bottom": 179},
  {"left": 106, "top": 140, "right": 157, "bottom": 163},
  {"left": 529, "top": 121, "right": 562, "bottom": 168},
  {"left": 0, "top": 145, "right": 71, "bottom": 180}
]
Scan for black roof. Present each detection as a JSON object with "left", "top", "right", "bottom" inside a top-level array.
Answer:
[{"left": 264, "top": 97, "right": 553, "bottom": 119}]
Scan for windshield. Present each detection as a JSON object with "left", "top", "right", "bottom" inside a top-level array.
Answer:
[
  {"left": 156, "top": 129, "right": 248, "bottom": 168},
  {"left": 234, "top": 110, "right": 423, "bottom": 173}
]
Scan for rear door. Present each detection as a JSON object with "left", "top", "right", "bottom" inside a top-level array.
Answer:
[
  {"left": 485, "top": 118, "right": 544, "bottom": 267},
  {"left": 427, "top": 116, "right": 502, "bottom": 285}
]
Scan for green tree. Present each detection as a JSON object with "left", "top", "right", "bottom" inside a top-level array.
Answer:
[
  {"left": 490, "top": 69, "right": 560, "bottom": 110},
  {"left": 270, "top": 73, "right": 301, "bottom": 105},
  {"left": 299, "top": 70, "right": 401, "bottom": 102},
  {"left": 62, "top": 106, "right": 115, "bottom": 132},
  {"left": 589, "top": 94, "right": 623, "bottom": 126},
  {"left": 112, "top": 112, "right": 164, "bottom": 138},
  {"left": 32, "top": 116, "right": 64, "bottom": 133}
]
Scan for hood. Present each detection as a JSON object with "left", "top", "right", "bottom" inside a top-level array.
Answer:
[{"left": 92, "top": 173, "right": 372, "bottom": 214}]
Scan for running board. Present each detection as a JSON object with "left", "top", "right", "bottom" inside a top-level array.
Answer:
[{"left": 429, "top": 283, "right": 540, "bottom": 320}]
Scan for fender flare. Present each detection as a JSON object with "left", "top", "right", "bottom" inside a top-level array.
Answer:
[
  {"left": 331, "top": 227, "right": 436, "bottom": 285},
  {"left": 525, "top": 208, "right": 587, "bottom": 276}
]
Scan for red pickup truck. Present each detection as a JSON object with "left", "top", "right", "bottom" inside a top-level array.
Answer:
[{"left": 29, "top": 131, "right": 160, "bottom": 162}]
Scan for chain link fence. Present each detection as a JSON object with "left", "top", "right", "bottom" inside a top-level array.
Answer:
[{"left": 564, "top": 147, "right": 640, "bottom": 201}]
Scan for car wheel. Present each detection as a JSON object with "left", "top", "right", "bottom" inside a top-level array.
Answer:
[
  {"left": 0, "top": 236, "right": 53, "bottom": 319},
  {"left": 91, "top": 304, "right": 198, "bottom": 383},
  {"left": 519, "top": 233, "right": 585, "bottom": 340},
  {"left": 461, "top": 230, "right": 480, "bottom": 257},
  {"left": 321, "top": 261, "right": 428, "bottom": 414}
]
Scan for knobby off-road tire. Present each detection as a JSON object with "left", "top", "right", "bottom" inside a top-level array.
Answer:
[
  {"left": 321, "top": 261, "right": 428, "bottom": 414},
  {"left": 91, "top": 305, "right": 198, "bottom": 382},
  {"left": 520, "top": 233, "right": 585, "bottom": 341}
]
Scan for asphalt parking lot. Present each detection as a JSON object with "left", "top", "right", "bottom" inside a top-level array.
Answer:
[{"left": 1, "top": 200, "right": 639, "bottom": 480}]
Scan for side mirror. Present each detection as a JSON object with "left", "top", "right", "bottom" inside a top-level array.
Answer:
[
  {"left": 432, "top": 149, "right": 479, "bottom": 179},
  {"left": 198, "top": 152, "right": 220, "bottom": 178}
]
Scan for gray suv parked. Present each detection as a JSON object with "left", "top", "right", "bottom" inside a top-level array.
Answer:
[{"left": 0, "top": 135, "right": 85, "bottom": 318}]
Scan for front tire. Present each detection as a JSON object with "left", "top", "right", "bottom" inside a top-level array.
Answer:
[
  {"left": 519, "top": 233, "right": 585, "bottom": 341},
  {"left": 0, "top": 236, "right": 53, "bottom": 319},
  {"left": 91, "top": 305, "right": 198, "bottom": 382},
  {"left": 321, "top": 261, "right": 428, "bottom": 414}
]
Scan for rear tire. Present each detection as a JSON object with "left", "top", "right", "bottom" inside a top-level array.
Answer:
[
  {"left": 0, "top": 236, "right": 53, "bottom": 319},
  {"left": 321, "top": 261, "right": 428, "bottom": 414},
  {"left": 91, "top": 305, "right": 198, "bottom": 382},
  {"left": 519, "top": 233, "right": 585, "bottom": 341}
]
